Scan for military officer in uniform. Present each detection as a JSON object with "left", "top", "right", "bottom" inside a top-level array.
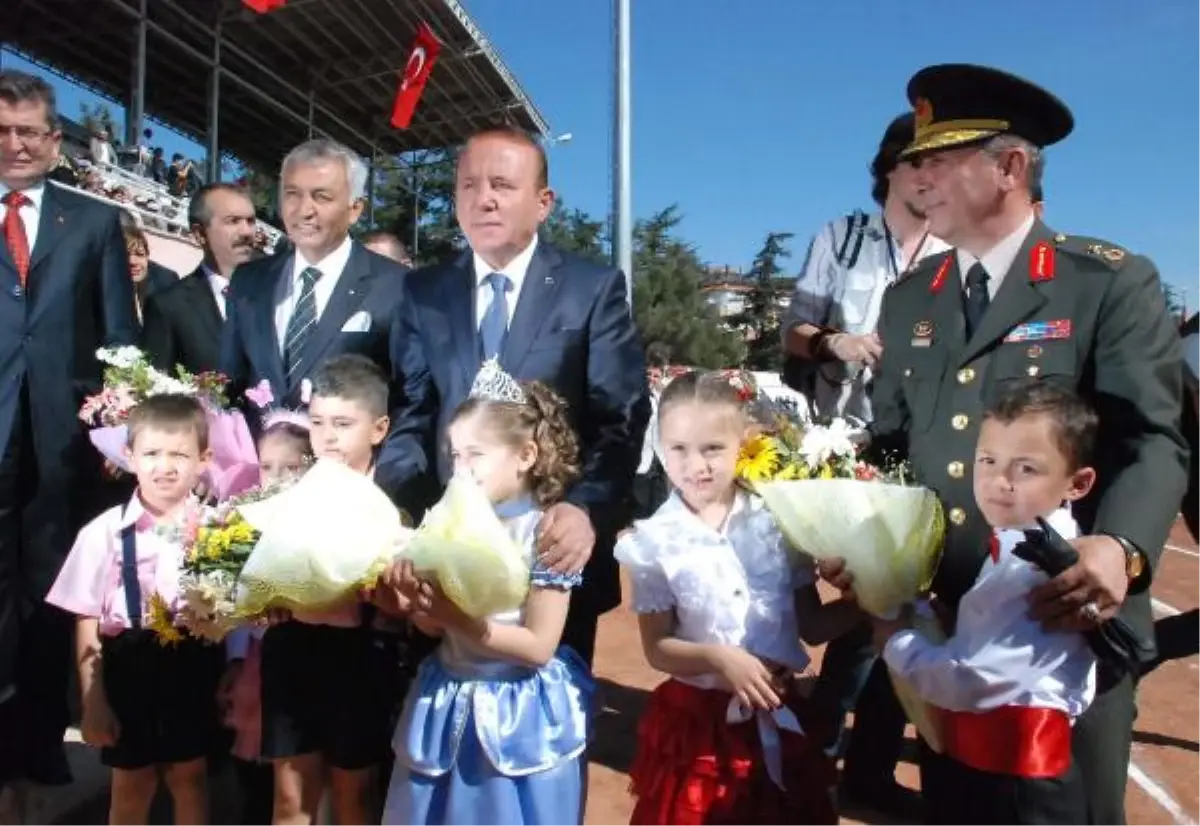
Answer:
[{"left": 821, "top": 64, "right": 1187, "bottom": 825}]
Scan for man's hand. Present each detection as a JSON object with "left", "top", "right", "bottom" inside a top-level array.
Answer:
[
  {"left": 1029, "top": 535, "right": 1129, "bottom": 632},
  {"left": 536, "top": 503, "right": 595, "bottom": 575},
  {"left": 826, "top": 332, "right": 883, "bottom": 367}
]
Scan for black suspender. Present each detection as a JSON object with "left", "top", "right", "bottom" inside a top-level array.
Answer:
[{"left": 119, "top": 510, "right": 142, "bottom": 630}]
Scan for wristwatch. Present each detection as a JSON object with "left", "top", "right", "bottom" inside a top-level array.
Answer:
[{"left": 1106, "top": 533, "right": 1146, "bottom": 582}]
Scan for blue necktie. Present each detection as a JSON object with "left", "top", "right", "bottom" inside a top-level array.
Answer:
[
  {"left": 479, "top": 272, "right": 511, "bottom": 360},
  {"left": 285, "top": 266, "right": 321, "bottom": 380}
]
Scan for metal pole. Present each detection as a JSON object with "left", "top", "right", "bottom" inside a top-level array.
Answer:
[
  {"left": 411, "top": 160, "right": 421, "bottom": 261},
  {"left": 613, "top": 0, "right": 633, "bottom": 306},
  {"left": 366, "top": 146, "right": 377, "bottom": 227},
  {"left": 130, "top": 0, "right": 148, "bottom": 145},
  {"left": 206, "top": 21, "right": 221, "bottom": 183},
  {"left": 306, "top": 90, "right": 315, "bottom": 140}
]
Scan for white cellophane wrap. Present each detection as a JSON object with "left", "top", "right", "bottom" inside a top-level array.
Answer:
[
  {"left": 754, "top": 478, "right": 944, "bottom": 620},
  {"left": 396, "top": 473, "right": 530, "bottom": 619},
  {"left": 887, "top": 604, "right": 947, "bottom": 753},
  {"left": 234, "top": 459, "right": 410, "bottom": 614}
]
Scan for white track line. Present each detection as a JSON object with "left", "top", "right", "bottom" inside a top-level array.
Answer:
[
  {"left": 1152, "top": 597, "right": 1182, "bottom": 617},
  {"left": 1166, "top": 543, "right": 1199, "bottom": 558},
  {"left": 1128, "top": 760, "right": 1197, "bottom": 825}
]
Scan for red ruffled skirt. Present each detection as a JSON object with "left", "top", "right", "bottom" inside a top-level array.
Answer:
[{"left": 629, "top": 678, "right": 837, "bottom": 825}]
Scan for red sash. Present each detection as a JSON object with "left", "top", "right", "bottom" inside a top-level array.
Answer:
[{"left": 939, "top": 705, "right": 1072, "bottom": 778}]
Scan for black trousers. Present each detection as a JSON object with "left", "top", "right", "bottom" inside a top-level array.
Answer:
[
  {"left": 561, "top": 598, "right": 601, "bottom": 669},
  {"left": 1141, "top": 609, "right": 1199, "bottom": 676},
  {"left": 923, "top": 746, "right": 1086, "bottom": 825},
  {"left": 821, "top": 642, "right": 908, "bottom": 785},
  {"left": 1072, "top": 667, "right": 1136, "bottom": 825}
]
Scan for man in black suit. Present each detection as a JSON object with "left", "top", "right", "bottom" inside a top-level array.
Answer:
[
  {"left": 142, "top": 183, "right": 258, "bottom": 375},
  {"left": 0, "top": 70, "right": 137, "bottom": 787},
  {"left": 220, "top": 139, "right": 409, "bottom": 417},
  {"left": 375, "top": 126, "right": 650, "bottom": 666}
]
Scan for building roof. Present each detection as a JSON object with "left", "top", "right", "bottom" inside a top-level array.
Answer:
[{"left": 8, "top": 0, "right": 550, "bottom": 171}]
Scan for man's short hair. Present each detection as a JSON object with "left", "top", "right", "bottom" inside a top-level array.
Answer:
[
  {"left": 361, "top": 231, "right": 410, "bottom": 264},
  {"left": 462, "top": 126, "right": 549, "bottom": 189},
  {"left": 0, "top": 70, "right": 58, "bottom": 129},
  {"left": 308, "top": 354, "right": 389, "bottom": 418},
  {"left": 188, "top": 182, "right": 254, "bottom": 231},
  {"left": 984, "top": 379, "right": 1098, "bottom": 469}
]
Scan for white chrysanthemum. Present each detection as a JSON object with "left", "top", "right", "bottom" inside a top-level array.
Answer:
[
  {"left": 96, "top": 345, "right": 143, "bottom": 369},
  {"left": 799, "top": 418, "right": 859, "bottom": 468},
  {"left": 149, "top": 373, "right": 194, "bottom": 397}
]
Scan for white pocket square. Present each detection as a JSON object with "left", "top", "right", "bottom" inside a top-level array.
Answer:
[{"left": 340, "top": 310, "right": 372, "bottom": 333}]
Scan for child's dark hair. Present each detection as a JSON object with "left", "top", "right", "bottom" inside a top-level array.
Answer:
[
  {"left": 984, "top": 379, "right": 1098, "bottom": 469},
  {"left": 126, "top": 394, "right": 209, "bottom": 451},
  {"left": 258, "top": 420, "right": 314, "bottom": 461},
  {"left": 452, "top": 382, "right": 581, "bottom": 508},
  {"left": 657, "top": 369, "right": 747, "bottom": 420},
  {"left": 308, "top": 354, "right": 388, "bottom": 418}
]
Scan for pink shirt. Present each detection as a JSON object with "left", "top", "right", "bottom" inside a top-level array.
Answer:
[{"left": 46, "top": 494, "right": 192, "bottom": 636}]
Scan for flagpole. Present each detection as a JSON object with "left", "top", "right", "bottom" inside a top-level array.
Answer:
[{"left": 613, "top": 0, "right": 633, "bottom": 306}]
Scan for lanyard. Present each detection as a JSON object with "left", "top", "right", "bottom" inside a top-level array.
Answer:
[{"left": 884, "top": 221, "right": 931, "bottom": 282}]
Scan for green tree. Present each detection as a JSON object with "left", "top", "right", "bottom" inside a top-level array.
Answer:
[
  {"left": 730, "top": 231, "right": 793, "bottom": 371},
  {"left": 369, "top": 150, "right": 460, "bottom": 266},
  {"left": 1163, "top": 282, "right": 1188, "bottom": 321},
  {"left": 632, "top": 206, "right": 745, "bottom": 369},
  {"left": 79, "top": 102, "right": 121, "bottom": 144},
  {"left": 541, "top": 199, "right": 606, "bottom": 262}
]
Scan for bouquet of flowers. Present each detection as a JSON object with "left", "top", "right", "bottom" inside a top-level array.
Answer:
[
  {"left": 79, "top": 346, "right": 256, "bottom": 500},
  {"left": 394, "top": 472, "right": 531, "bottom": 620}
]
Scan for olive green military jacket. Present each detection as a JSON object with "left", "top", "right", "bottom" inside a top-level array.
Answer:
[{"left": 869, "top": 220, "right": 1187, "bottom": 648}]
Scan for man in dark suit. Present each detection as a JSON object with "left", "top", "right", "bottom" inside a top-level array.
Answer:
[
  {"left": 0, "top": 70, "right": 137, "bottom": 787},
  {"left": 375, "top": 126, "right": 650, "bottom": 666},
  {"left": 824, "top": 65, "right": 1186, "bottom": 824},
  {"left": 142, "top": 183, "right": 258, "bottom": 375},
  {"left": 220, "top": 139, "right": 408, "bottom": 418}
]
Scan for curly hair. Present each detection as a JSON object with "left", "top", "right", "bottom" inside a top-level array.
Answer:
[{"left": 452, "top": 381, "right": 581, "bottom": 508}]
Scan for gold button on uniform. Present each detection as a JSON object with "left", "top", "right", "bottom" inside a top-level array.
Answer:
[
  {"left": 957, "top": 368, "right": 975, "bottom": 384},
  {"left": 949, "top": 507, "right": 967, "bottom": 525},
  {"left": 952, "top": 414, "right": 969, "bottom": 430},
  {"left": 947, "top": 461, "right": 965, "bottom": 479}
]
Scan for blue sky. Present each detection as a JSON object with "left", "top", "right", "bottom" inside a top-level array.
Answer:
[{"left": 6, "top": 0, "right": 1196, "bottom": 299}]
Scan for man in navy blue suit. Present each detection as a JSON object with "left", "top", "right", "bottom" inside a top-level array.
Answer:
[
  {"left": 220, "top": 139, "right": 409, "bottom": 420},
  {"left": 0, "top": 70, "right": 137, "bottom": 788},
  {"left": 376, "top": 127, "right": 651, "bottom": 666}
]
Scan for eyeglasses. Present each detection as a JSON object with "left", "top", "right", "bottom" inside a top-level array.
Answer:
[{"left": 0, "top": 125, "right": 58, "bottom": 143}]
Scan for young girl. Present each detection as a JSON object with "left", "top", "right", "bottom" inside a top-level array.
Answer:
[
  {"left": 46, "top": 395, "right": 223, "bottom": 825},
  {"left": 379, "top": 360, "right": 594, "bottom": 826},
  {"left": 223, "top": 413, "right": 315, "bottom": 824},
  {"left": 615, "top": 370, "right": 860, "bottom": 825}
]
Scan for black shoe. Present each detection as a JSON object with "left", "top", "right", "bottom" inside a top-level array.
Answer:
[{"left": 840, "top": 778, "right": 924, "bottom": 822}]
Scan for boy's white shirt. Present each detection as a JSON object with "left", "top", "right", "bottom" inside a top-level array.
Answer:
[{"left": 882, "top": 506, "right": 1097, "bottom": 717}]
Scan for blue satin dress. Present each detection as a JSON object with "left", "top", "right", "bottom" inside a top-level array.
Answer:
[{"left": 383, "top": 506, "right": 595, "bottom": 826}]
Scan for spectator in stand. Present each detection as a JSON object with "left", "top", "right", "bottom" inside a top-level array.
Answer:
[
  {"left": 88, "top": 128, "right": 114, "bottom": 167},
  {"left": 143, "top": 183, "right": 257, "bottom": 375},
  {"left": 122, "top": 224, "right": 176, "bottom": 328},
  {"left": 362, "top": 230, "right": 413, "bottom": 267},
  {"left": 167, "top": 154, "right": 201, "bottom": 199}
]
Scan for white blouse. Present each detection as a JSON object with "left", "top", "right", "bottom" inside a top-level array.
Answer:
[
  {"left": 615, "top": 490, "right": 815, "bottom": 687},
  {"left": 883, "top": 506, "right": 1096, "bottom": 717}
]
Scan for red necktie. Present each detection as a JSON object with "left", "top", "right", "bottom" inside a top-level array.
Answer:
[
  {"left": 2, "top": 191, "right": 30, "bottom": 287},
  {"left": 989, "top": 533, "right": 1000, "bottom": 563}
]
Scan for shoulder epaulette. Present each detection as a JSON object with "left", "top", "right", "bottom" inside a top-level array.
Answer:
[
  {"left": 889, "top": 249, "right": 951, "bottom": 290},
  {"left": 1052, "top": 233, "right": 1130, "bottom": 269}
]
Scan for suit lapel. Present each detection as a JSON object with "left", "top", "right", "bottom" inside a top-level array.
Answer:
[
  {"left": 291, "top": 242, "right": 372, "bottom": 389},
  {"left": 958, "top": 223, "right": 1053, "bottom": 366},
  {"left": 444, "top": 251, "right": 479, "bottom": 383},
  {"left": 27, "top": 184, "right": 68, "bottom": 276},
  {"left": 929, "top": 256, "right": 966, "bottom": 356},
  {"left": 501, "top": 245, "right": 564, "bottom": 373},
  {"left": 184, "top": 268, "right": 223, "bottom": 341}
]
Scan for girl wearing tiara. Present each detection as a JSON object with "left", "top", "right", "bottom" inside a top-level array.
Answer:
[
  {"left": 378, "top": 360, "right": 594, "bottom": 826},
  {"left": 616, "top": 370, "right": 861, "bottom": 825}
]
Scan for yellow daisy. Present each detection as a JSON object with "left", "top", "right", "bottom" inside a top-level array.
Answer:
[{"left": 736, "top": 434, "right": 780, "bottom": 482}]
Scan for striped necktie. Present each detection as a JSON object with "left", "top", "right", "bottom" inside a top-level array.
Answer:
[{"left": 284, "top": 266, "right": 321, "bottom": 380}]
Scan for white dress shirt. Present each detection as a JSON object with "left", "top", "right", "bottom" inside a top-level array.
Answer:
[
  {"left": 955, "top": 213, "right": 1037, "bottom": 299},
  {"left": 615, "top": 491, "right": 816, "bottom": 687},
  {"left": 883, "top": 506, "right": 1096, "bottom": 717},
  {"left": 274, "top": 235, "right": 354, "bottom": 354},
  {"left": 0, "top": 180, "right": 45, "bottom": 254},
  {"left": 204, "top": 266, "right": 229, "bottom": 320},
  {"left": 472, "top": 235, "right": 538, "bottom": 331}
]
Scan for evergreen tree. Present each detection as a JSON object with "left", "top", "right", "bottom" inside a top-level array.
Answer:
[
  {"left": 541, "top": 199, "right": 606, "bottom": 262},
  {"left": 369, "top": 150, "right": 460, "bottom": 265},
  {"left": 732, "top": 231, "right": 793, "bottom": 371}
]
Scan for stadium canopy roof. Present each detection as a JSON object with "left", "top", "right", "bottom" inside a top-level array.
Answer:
[{"left": 5, "top": 0, "right": 551, "bottom": 171}]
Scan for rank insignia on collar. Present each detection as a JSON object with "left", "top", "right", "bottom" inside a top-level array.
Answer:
[
  {"left": 929, "top": 256, "right": 952, "bottom": 294},
  {"left": 1030, "top": 241, "right": 1055, "bottom": 282}
]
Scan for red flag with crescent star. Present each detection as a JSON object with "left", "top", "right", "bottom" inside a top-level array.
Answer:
[
  {"left": 391, "top": 23, "right": 442, "bottom": 129},
  {"left": 242, "top": 0, "right": 287, "bottom": 13}
]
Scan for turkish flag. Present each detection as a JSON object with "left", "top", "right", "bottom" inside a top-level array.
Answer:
[
  {"left": 243, "top": 0, "right": 286, "bottom": 13},
  {"left": 391, "top": 23, "right": 442, "bottom": 129}
]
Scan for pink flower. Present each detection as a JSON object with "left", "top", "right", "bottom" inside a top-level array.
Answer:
[{"left": 245, "top": 379, "right": 274, "bottom": 409}]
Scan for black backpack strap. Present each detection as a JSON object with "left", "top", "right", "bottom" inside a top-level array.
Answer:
[
  {"left": 119, "top": 509, "right": 142, "bottom": 630},
  {"left": 834, "top": 212, "right": 861, "bottom": 263},
  {"left": 844, "top": 211, "right": 869, "bottom": 269}
]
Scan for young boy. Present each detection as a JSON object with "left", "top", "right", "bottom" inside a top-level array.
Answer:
[
  {"left": 47, "top": 394, "right": 224, "bottom": 824},
  {"left": 872, "top": 379, "right": 1099, "bottom": 825},
  {"left": 258, "top": 354, "right": 408, "bottom": 825}
]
